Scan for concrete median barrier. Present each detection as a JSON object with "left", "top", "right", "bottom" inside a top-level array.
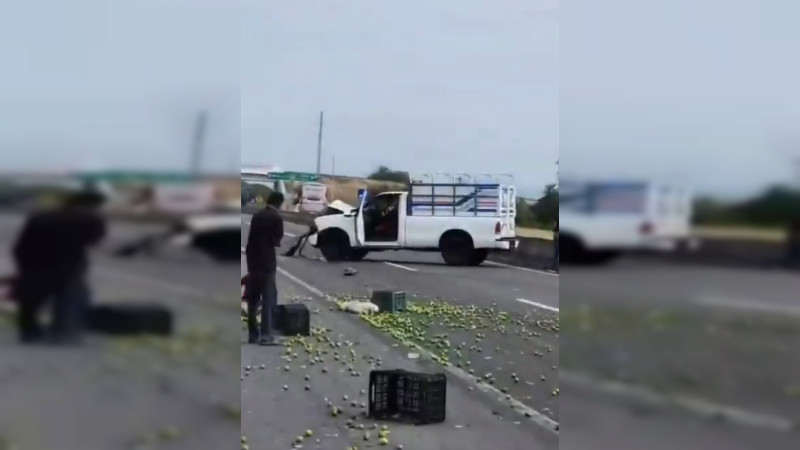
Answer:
[
  {"left": 110, "top": 206, "right": 790, "bottom": 269},
  {"left": 640, "top": 238, "right": 786, "bottom": 268}
]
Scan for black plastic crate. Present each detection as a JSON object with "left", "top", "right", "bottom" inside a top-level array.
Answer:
[
  {"left": 276, "top": 304, "right": 310, "bottom": 336},
  {"left": 371, "top": 290, "right": 407, "bottom": 313},
  {"left": 368, "top": 370, "right": 446, "bottom": 424},
  {"left": 88, "top": 303, "right": 173, "bottom": 336}
]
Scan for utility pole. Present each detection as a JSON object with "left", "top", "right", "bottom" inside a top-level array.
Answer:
[
  {"left": 315, "top": 111, "right": 324, "bottom": 175},
  {"left": 190, "top": 111, "right": 207, "bottom": 177},
  {"left": 331, "top": 154, "right": 336, "bottom": 176},
  {"left": 555, "top": 157, "right": 560, "bottom": 187}
]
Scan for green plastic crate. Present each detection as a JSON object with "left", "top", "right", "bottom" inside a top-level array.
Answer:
[{"left": 371, "top": 291, "right": 407, "bottom": 313}]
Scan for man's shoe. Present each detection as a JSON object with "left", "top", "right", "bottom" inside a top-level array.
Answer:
[
  {"left": 248, "top": 331, "right": 259, "bottom": 344},
  {"left": 258, "top": 336, "right": 278, "bottom": 346}
]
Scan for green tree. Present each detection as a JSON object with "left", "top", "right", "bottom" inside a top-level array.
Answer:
[
  {"left": 692, "top": 184, "right": 800, "bottom": 228},
  {"left": 367, "top": 166, "right": 410, "bottom": 184},
  {"left": 242, "top": 182, "right": 273, "bottom": 204},
  {"left": 528, "top": 183, "right": 558, "bottom": 230},
  {"left": 733, "top": 185, "right": 800, "bottom": 226}
]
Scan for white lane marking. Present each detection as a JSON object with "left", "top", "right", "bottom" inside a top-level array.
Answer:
[
  {"left": 277, "top": 267, "right": 328, "bottom": 298},
  {"left": 561, "top": 371, "right": 795, "bottom": 432},
  {"left": 383, "top": 262, "right": 418, "bottom": 272},
  {"left": 485, "top": 260, "right": 558, "bottom": 276},
  {"left": 516, "top": 298, "right": 559, "bottom": 313},
  {"left": 696, "top": 296, "right": 800, "bottom": 315}
]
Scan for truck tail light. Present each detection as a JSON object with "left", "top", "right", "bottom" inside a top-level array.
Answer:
[{"left": 495, "top": 222, "right": 502, "bottom": 234}]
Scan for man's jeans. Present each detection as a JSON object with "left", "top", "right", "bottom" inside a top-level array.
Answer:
[
  {"left": 246, "top": 271, "right": 278, "bottom": 338},
  {"left": 17, "top": 275, "right": 91, "bottom": 343}
]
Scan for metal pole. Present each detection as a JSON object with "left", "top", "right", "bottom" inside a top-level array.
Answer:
[
  {"left": 190, "top": 111, "right": 207, "bottom": 177},
  {"left": 316, "top": 111, "right": 324, "bottom": 175},
  {"left": 331, "top": 153, "right": 335, "bottom": 176}
]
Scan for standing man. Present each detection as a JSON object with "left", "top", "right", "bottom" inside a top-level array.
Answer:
[
  {"left": 245, "top": 191, "right": 285, "bottom": 345},
  {"left": 13, "top": 190, "right": 106, "bottom": 344}
]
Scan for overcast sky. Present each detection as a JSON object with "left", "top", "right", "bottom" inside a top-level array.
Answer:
[
  {"left": 2, "top": 0, "right": 798, "bottom": 198},
  {"left": 562, "top": 0, "right": 800, "bottom": 198},
  {"left": 0, "top": 0, "right": 240, "bottom": 174},
  {"left": 243, "top": 0, "right": 559, "bottom": 197}
]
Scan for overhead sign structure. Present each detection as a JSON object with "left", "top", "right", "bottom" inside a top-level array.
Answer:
[{"left": 265, "top": 171, "right": 319, "bottom": 182}]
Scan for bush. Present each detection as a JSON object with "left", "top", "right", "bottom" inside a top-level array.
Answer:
[
  {"left": 521, "top": 184, "right": 558, "bottom": 230},
  {"left": 367, "top": 166, "right": 410, "bottom": 184},
  {"left": 242, "top": 181, "right": 272, "bottom": 204},
  {"left": 693, "top": 184, "right": 800, "bottom": 228}
]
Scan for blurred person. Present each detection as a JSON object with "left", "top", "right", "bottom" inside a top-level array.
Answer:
[
  {"left": 551, "top": 219, "right": 559, "bottom": 272},
  {"left": 12, "top": 190, "right": 107, "bottom": 344},
  {"left": 245, "top": 191, "right": 284, "bottom": 346}
]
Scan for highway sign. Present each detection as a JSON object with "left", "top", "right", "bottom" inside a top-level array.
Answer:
[{"left": 265, "top": 171, "right": 319, "bottom": 182}]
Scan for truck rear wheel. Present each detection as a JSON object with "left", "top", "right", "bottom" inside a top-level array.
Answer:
[
  {"left": 440, "top": 231, "right": 474, "bottom": 266},
  {"left": 468, "top": 249, "right": 489, "bottom": 266},
  {"left": 348, "top": 249, "right": 370, "bottom": 261}
]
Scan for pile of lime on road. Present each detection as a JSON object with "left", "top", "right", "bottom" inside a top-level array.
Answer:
[{"left": 306, "top": 173, "right": 520, "bottom": 266}]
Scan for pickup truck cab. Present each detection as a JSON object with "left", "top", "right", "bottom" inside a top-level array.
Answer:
[{"left": 308, "top": 180, "right": 518, "bottom": 266}]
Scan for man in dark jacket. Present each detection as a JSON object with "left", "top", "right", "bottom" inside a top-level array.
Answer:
[
  {"left": 245, "top": 191, "right": 284, "bottom": 345},
  {"left": 12, "top": 190, "right": 106, "bottom": 344}
]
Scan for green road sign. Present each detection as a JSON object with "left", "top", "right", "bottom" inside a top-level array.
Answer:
[
  {"left": 77, "top": 171, "right": 198, "bottom": 183},
  {"left": 265, "top": 171, "right": 319, "bottom": 182}
]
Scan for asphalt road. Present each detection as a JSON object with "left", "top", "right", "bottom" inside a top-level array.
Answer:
[
  {"left": 242, "top": 274, "right": 559, "bottom": 450},
  {"left": 245, "top": 213, "right": 800, "bottom": 449},
  {"left": 0, "top": 212, "right": 241, "bottom": 450},
  {"left": 562, "top": 257, "right": 800, "bottom": 315},
  {"left": 3, "top": 210, "right": 794, "bottom": 448},
  {"left": 242, "top": 214, "right": 561, "bottom": 449}
]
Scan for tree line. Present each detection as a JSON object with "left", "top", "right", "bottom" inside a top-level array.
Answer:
[{"left": 694, "top": 184, "right": 800, "bottom": 228}]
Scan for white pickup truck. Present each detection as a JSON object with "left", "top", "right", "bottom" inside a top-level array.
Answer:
[{"left": 308, "top": 180, "right": 518, "bottom": 266}]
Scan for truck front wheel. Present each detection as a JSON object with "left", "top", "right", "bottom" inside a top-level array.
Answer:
[
  {"left": 348, "top": 249, "right": 370, "bottom": 261},
  {"left": 318, "top": 229, "right": 351, "bottom": 262}
]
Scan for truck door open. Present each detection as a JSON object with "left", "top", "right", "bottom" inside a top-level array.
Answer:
[{"left": 355, "top": 188, "right": 367, "bottom": 246}]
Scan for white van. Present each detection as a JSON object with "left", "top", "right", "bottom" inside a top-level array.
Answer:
[
  {"left": 298, "top": 182, "right": 328, "bottom": 214},
  {"left": 559, "top": 179, "right": 693, "bottom": 264}
]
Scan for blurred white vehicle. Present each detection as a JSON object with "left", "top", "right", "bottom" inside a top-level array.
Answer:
[{"left": 559, "top": 179, "right": 693, "bottom": 264}]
